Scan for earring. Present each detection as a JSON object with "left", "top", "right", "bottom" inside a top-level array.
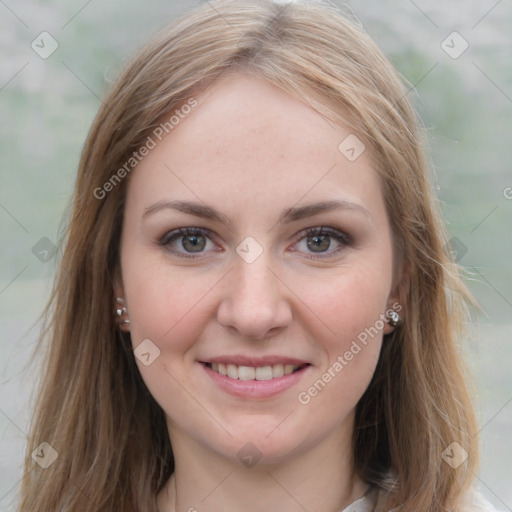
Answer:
[
  {"left": 387, "top": 310, "right": 400, "bottom": 327},
  {"left": 115, "top": 297, "right": 130, "bottom": 327}
]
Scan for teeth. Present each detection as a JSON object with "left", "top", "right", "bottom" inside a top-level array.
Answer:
[
  {"left": 238, "top": 366, "right": 256, "bottom": 380},
  {"left": 255, "top": 366, "right": 273, "bottom": 381},
  {"left": 208, "top": 362, "right": 303, "bottom": 380},
  {"left": 272, "top": 364, "right": 284, "bottom": 378},
  {"left": 284, "top": 364, "right": 295, "bottom": 375},
  {"left": 227, "top": 364, "right": 238, "bottom": 379}
]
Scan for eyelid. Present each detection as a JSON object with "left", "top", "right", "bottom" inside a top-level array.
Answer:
[
  {"left": 300, "top": 226, "right": 351, "bottom": 244},
  {"left": 159, "top": 227, "right": 215, "bottom": 245}
]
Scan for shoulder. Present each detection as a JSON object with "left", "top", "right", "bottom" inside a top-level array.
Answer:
[
  {"left": 457, "top": 488, "right": 505, "bottom": 512},
  {"left": 370, "top": 486, "right": 503, "bottom": 512}
]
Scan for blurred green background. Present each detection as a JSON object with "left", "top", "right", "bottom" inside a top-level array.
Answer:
[{"left": 1, "top": 1, "right": 511, "bottom": 510}]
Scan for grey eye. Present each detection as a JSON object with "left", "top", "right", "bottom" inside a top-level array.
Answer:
[
  {"left": 306, "top": 234, "right": 331, "bottom": 252},
  {"left": 181, "top": 234, "right": 207, "bottom": 252}
]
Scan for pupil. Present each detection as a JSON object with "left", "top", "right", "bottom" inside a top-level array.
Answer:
[
  {"left": 182, "top": 235, "right": 206, "bottom": 252},
  {"left": 307, "top": 235, "right": 330, "bottom": 252}
]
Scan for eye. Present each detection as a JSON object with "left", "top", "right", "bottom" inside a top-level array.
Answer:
[
  {"left": 159, "top": 228, "right": 219, "bottom": 257},
  {"left": 292, "top": 227, "right": 350, "bottom": 258}
]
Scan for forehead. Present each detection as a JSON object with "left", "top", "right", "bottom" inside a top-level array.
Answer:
[{"left": 126, "top": 73, "right": 383, "bottom": 217}]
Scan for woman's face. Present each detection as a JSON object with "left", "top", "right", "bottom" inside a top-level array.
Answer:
[{"left": 118, "top": 73, "right": 399, "bottom": 464}]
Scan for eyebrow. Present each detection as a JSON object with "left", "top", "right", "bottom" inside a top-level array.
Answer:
[{"left": 142, "top": 199, "right": 371, "bottom": 225}]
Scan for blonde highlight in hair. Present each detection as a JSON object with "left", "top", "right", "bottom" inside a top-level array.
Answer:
[{"left": 18, "top": 1, "right": 479, "bottom": 510}]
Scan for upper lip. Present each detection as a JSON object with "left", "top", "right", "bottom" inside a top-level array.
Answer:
[{"left": 200, "top": 355, "right": 310, "bottom": 367}]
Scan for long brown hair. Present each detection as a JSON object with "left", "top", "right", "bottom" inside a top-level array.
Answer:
[{"left": 18, "top": 1, "right": 479, "bottom": 510}]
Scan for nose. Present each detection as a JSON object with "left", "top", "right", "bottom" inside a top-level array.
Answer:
[{"left": 216, "top": 255, "right": 293, "bottom": 340}]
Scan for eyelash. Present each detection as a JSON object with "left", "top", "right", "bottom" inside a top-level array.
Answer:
[{"left": 158, "top": 226, "right": 351, "bottom": 260}]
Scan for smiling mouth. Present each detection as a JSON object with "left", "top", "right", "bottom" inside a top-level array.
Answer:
[{"left": 202, "top": 362, "right": 310, "bottom": 381}]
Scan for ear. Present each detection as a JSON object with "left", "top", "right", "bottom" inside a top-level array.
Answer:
[
  {"left": 112, "top": 265, "right": 125, "bottom": 298},
  {"left": 113, "top": 267, "right": 131, "bottom": 333},
  {"left": 383, "top": 263, "right": 409, "bottom": 335}
]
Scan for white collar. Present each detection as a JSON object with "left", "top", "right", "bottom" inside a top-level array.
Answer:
[{"left": 338, "top": 486, "right": 377, "bottom": 512}]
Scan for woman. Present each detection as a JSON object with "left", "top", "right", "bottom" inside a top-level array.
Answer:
[{"left": 17, "top": 1, "right": 500, "bottom": 511}]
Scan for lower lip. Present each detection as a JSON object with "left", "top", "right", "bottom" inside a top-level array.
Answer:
[{"left": 201, "top": 363, "right": 310, "bottom": 399}]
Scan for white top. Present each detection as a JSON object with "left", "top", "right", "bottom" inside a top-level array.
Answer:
[{"left": 340, "top": 486, "right": 503, "bottom": 512}]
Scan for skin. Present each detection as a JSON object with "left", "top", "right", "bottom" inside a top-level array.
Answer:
[{"left": 116, "top": 73, "right": 402, "bottom": 512}]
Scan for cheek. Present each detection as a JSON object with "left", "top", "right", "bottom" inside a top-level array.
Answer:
[
  {"left": 124, "top": 263, "right": 218, "bottom": 352},
  {"left": 293, "top": 264, "right": 390, "bottom": 402},
  {"left": 295, "top": 261, "right": 391, "bottom": 343},
  {"left": 122, "top": 263, "right": 222, "bottom": 419},
  {"left": 117, "top": 221, "right": 216, "bottom": 352}
]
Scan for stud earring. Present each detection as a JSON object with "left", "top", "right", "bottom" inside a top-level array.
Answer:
[
  {"left": 387, "top": 310, "right": 400, "bottom": 327},
  {"left": 115, "top": 297, "right": 130, "bottom": 327}
]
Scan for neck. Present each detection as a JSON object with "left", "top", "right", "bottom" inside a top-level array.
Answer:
[{"left": 157, "top": 419, "right": 368, "bottom": 512}]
